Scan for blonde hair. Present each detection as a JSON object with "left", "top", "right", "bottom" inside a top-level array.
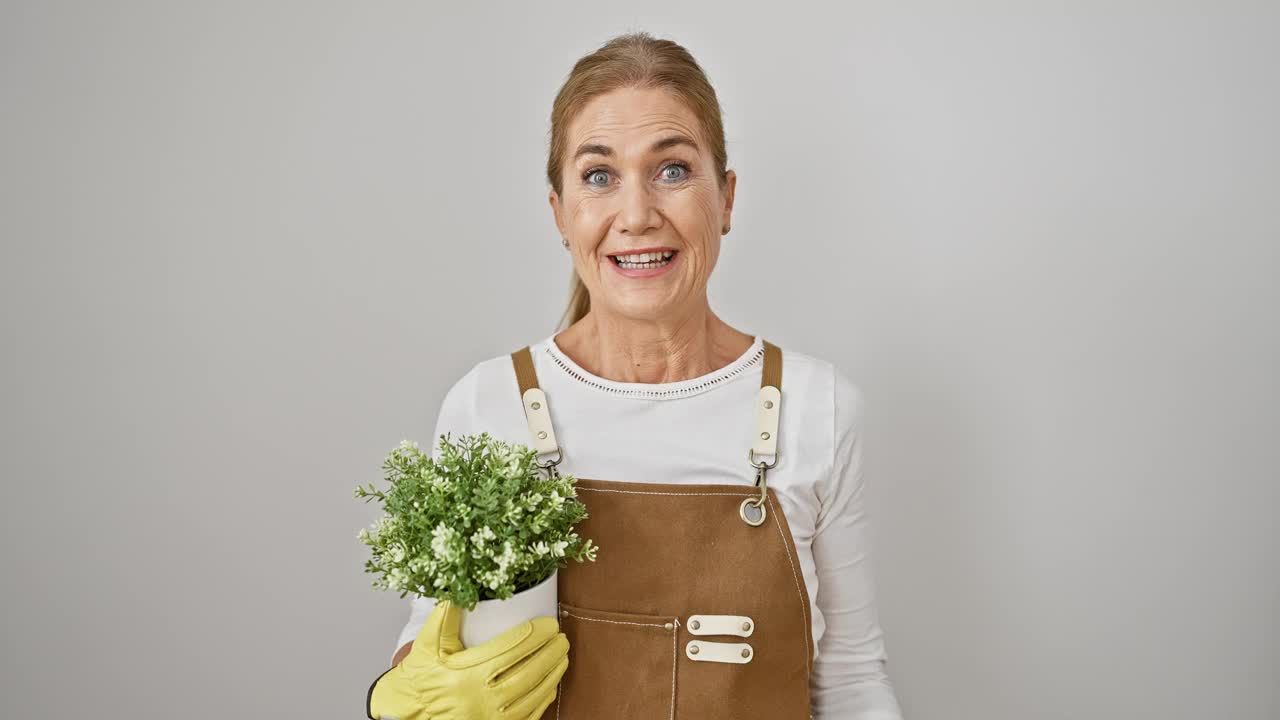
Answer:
[{"left": 547, "top": 31, "right": 730, "bottom": 330}]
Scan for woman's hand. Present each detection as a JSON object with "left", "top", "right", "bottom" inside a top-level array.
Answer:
[{"left": 368, "top": 599, "right": 569, "bottom": 720}]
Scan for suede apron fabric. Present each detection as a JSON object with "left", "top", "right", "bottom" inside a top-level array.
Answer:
[{"left": 510, "top": 339, "right": 816, "bottom": 720}]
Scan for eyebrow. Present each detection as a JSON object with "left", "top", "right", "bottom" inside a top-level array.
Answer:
[{"left": 572, "top": 134, "right": 700, "bottom": 162}]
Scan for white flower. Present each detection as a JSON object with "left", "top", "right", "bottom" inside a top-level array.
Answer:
[
  {"left": 479, "top": 567, "right": 509, "bottom": 591},
  {"left": 532, "top": 541, "right": 550, "bottom": 556},
  {"left": 495, "top": 541, "right": 517, "bottom": 572},
  {"left": 471, "top": 524, "right": 497, "bottom": 550},
  {"left": 480, "top": 441, "right": 523, "bottom": 478},
  {"left": 550, "top": 540, "right": 568, "bottom": 558},
  {"left": 431, "top": 522, "right": 457, "bottom": 562},
  {"left": 387, "top": 567, "right": 409, "bottom": 591}
]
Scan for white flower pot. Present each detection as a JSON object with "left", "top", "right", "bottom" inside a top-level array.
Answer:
[{"left": 459, "top": 570, "right": 559, "bottom": 649}]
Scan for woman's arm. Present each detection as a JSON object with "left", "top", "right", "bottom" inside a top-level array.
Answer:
[
  {"left": 809, "top": 367, "right": 905, "bottom": 719},
  {"left": 391, "top": 641, "right": 413, "bottom": 667}
]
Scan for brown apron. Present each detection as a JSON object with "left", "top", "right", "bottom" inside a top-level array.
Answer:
[{"left": 510, "top": 339, "right": 816, "bottom": 720}]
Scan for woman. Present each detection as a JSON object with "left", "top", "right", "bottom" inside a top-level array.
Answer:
[{"left": 369, "top": 31, "right": 904, "bottom": 720}]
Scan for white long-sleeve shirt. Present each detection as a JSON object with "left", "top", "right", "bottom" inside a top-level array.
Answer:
[{"left": 394, "top": 333, "right": 905, "bottom": 719}]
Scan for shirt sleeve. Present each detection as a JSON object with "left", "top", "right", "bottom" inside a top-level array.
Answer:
[
  {"left": 388, "top": 368, "right": 478, "bottom": 665},
  {"left": 809, "top": 366, "right": 906, "bottom": 719}
]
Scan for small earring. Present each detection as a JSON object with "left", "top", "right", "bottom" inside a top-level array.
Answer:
[
  {"left": 562, "top": 238, "right": 569, "bottom": 248},
  {"left": 722, "top": 224, "right": 730, "bottom": 234}
]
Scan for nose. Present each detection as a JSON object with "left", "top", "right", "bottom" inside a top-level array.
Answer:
[{"left": 614, "top": 177, "right": 662, "bottom": 236}]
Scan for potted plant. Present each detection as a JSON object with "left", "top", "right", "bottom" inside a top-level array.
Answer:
[{"left": 354, "top": 432, "right": 598, "bottom": 647}]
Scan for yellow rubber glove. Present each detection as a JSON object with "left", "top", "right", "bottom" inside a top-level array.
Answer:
[{"left": 367, "top": 599, "right": 569, "bottom": 720}]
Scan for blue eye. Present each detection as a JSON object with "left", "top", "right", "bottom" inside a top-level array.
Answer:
[
  {"left": 581, "top": 162, "right": 690, "bottom": 187},
  {"left": 662, "top": 162, "right": 690, "bottom": 181}
]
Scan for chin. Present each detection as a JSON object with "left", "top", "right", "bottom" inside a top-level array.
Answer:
[{"left": 607, "top": 295, "right": 684, "bottom": 320}]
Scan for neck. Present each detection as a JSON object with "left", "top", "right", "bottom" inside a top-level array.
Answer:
[{"left": 555, "top": 304, "right": 753, "bottom": 385}]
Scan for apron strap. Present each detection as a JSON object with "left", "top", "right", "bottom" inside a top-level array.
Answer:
[
  {"left": 510, "top": 345, "right": 560, "bottom": 457},
  {"left": 511, "top": 344, "right": 539, "bottom": 396},
  {"left": 753, "top": 340, "right": 783, "bottom": 459},
  {"left": 761, "top": 339, "right": 782, "bottom": 392}
]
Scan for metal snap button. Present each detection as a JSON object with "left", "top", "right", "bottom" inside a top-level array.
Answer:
[
  {"left": 690, "top": 619, "right": 700, "bottom": 630},
  {"left": 559, "top": 609, "right": 568, "bottom": 618},
  {"left": 764, "top": 400, "right": 773, "bottom": 409},
  {"left": 663, "top": 622, "right": 673, "bottom": 630},
  {"left": 537, "top": 430, "right": 547, "bottom": 439},
  {"left": 689, "top": 644, "right": 700, "bottom": 655},
  {"left": 760, "top": 431, "right": 770, "bottom": 440},
  {"left": 742, "top": 621, "right": 752, "bottom": 632},
  {"left": 531, "top": 401, "right": 541, "bottom": 409},
  {"left": 741, "top": 648, "right": 751, "bottom": 658}
]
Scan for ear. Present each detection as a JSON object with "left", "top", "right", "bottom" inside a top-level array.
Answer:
[
  {"left": 548, "top": 189, "right": 567, "bottom": 240},
  {"left": 721, "top": 169, "right": 737, "bottom": 230}
]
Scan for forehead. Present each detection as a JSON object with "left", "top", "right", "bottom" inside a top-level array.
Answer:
[{"left": 566, "top": 86, "right": 706, "bottom": 156}]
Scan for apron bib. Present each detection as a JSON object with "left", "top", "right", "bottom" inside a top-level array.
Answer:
[{"left": 510, "top": 339, "right": 815, "bottom": 719}]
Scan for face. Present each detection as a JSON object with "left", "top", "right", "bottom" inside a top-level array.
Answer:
[{"left": 549, "top": 86, "right": 736, "bottom": 322}]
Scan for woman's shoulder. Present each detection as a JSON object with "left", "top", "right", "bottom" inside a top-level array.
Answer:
[
  {"left": 775, "top": 345, "right": 871, "bottom": 506},
  {"left": 427, "top": 342, "right": 534, "bottom": 445},
  {"left": 437, "top": 343, "right": 529, "bottom": 406},
  {"left": 775, "top": 343, "right": 867, "bottom": 419}
]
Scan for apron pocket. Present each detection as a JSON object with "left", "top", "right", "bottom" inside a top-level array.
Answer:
[{"left": 554, "top": 602, "right": 680, "bottom": 720}]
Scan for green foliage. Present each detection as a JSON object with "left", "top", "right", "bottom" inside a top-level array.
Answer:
[{"left": 354, "top": 432, "right": 598, "bottom": 610}]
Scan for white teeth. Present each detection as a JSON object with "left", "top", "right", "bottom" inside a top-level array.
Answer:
[
  {"left": 612, "top": 250, "right": 675, "bottom": 269},
  {"left": 613, "top": 250, "right": 675, "bottom": 263}
]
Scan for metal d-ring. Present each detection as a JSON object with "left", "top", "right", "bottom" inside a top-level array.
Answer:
[
  {"left": 534, "top": 447, "right": 563, "bottom": 479},
  {"left": 739, "top": 448, "right": 778, "bottom": 527}
]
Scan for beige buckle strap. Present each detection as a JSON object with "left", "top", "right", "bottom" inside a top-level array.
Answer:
[
  {"left": 752, "top": 385, "right": 781, "bottom": 457},
  {"left": 686, "top": 640, "right": 754, "bottom": 664},
  {"left": 752, "top": 339, "right": 782, "bottom": 459},
  {"left": 686, "top": 614, "right": 755, "bottom": 637},
  {"left": 511, "top": 345, "right": 562, "bottom": 473},
  {"left": 521, "top": 387, "right": 559, "bottom": 455}
]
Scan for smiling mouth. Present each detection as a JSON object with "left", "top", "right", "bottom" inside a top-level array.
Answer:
[{"left": 608, "top": 249, "right": 678, "bottom": 269}]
